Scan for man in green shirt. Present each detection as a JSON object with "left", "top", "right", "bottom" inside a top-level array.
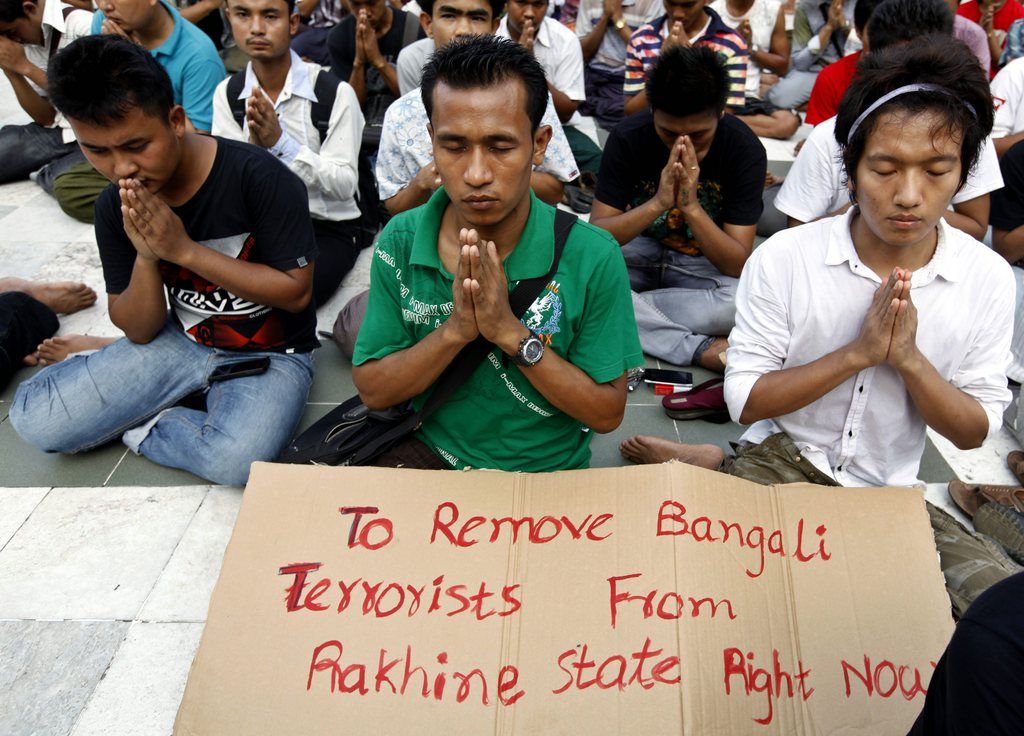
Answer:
[{"left": 352, "top": 35, "right": 642, "bottom": 471}]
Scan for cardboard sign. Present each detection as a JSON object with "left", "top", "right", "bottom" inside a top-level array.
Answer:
[{"left": 175, "top": 462, "right": 954, "bottom": 735}]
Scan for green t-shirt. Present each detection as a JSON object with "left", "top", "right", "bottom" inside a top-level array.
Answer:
[{"left": 353, "top": 188, "right": 643, "bottom": 471}]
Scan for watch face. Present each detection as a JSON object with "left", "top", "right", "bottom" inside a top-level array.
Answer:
[{"left": 523, "top": 338, "right": 544, "bottom": 364}]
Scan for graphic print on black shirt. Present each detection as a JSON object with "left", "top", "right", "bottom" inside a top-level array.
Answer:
[
  {"left": 595, "top": 112, "right": 766, "bottom": 252},
  {"left": 95, "top": 138, "right": 319, "bottom": 353}
]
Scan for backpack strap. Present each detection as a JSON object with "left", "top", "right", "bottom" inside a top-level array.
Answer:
[
  {"left": 400, "top": 9, "right": 420, "bottom": 49},
  {"left": 225, "top": 70, "right": 247, "bottom": 131},
  {"left": 310, "top": 68, "right": 340, "bottom": 146},
  {"left": 348, "top": 209, "right": 578, "bottom": 464}
]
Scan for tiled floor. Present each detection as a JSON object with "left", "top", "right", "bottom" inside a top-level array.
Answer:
[{"left": 1, "top": 74, "right": 1021, "bottom": 735}]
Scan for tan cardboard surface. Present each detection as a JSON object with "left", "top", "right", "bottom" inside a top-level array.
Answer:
[{"left": 174, "top": 462, "right": 953, "bottom": 735}]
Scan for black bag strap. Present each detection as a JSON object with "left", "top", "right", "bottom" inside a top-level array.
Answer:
[
  {"left": 310, "top": 68, "right": 339, "bottom": 145},
  {"left": 400, "top": 9, "right": 420, "bottom": 49},
  {"left": 226, "top": 71, "right": 246, "bottom": 129},
  {"left": 349, "top": 209, "right": 577, "bottom": 464}
]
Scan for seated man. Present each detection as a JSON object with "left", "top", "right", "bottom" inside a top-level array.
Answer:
[
  {"left": 47, "top": 0, "right": 227, "bottom": 225},
  {"left": 214, "top": 0, "right": 364, "bottom": 305},
  {"left": 591, "top": 45, "right": 766, "bottom": 370},
  {"left": 709, "top": 0, "right": 801, "bottom": 139},
  {"left": 622, "top": 0, "right": 748, "bottom": 118},
  {"left": 11, "top": 36, "right": 318, "bottom": 486},
  {"left": 958, "top": 0, "right": 1024, "bottom": 73},
  {"left": 292, "top": 0, "right": 347, "bottom": 65},
  {"left": 498, "top": 0, "right": 603, "bottom": 177},
  {"left": 622, "top": 38, "right": 1016, "bottom": 617},
  {"left": 804, "top": 0, "right": 883, "bottom": 126},
  {"left": 991, "top": 56, "right": 1024, "bottom": 156},
  {"left": 778, "top": 0, "right": 1001, "bottom": 241},
  {"left": 946, "top": 0, "right": 991, "bottom": 74},
  {"left": 574, "top": 0, "right": 663, "bottom": 130},
  {"left": 376, "top": 0, "right": 578, "bottom": 214},
  {"left": 766, "top": 0, "right": 854, "bottom": 110},
  {"left": 0, "top": 0, "right": 92, "bottom": 185},
  {"left": 353, "top": 35, "right": 642, "bottom": 471}
]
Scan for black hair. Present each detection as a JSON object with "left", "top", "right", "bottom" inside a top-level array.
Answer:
[
  {"left": 853, "top": 0, "right": 883, "bottom": 33},
  {"left": 48, "top": 35, "right": 175, "bottom": 126},
  {"left": 0, "top": 0, "right": 28, "bottom": 23},
  {"left": 835, "top": 35, "right": 992, "bottom": 192},
  {"left": 418, "top": 0, "right": 506, "bottom": 20},
  {"left": 421, "top": 35, "right": 547, "bottom": 131},
  {"left": 866, "top": 0, "right": 953, "bottom": 52},
  {"left": 646, "top": 45, "right": 729, "bottom": 117}
]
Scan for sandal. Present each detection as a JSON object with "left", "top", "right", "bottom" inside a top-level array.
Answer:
[{"left": 662, "top": 377, "right": 729, "bottom": 422}]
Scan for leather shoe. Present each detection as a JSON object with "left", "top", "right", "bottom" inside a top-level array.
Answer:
[{"left": 948, "top": 480, "right": 1024, "bottom": 519}]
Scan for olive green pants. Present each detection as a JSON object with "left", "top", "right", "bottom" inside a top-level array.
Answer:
[
  {"left": 52, "top": 161, "right": 109, "bottom": 224},
  {"left": 722, "top": 432, "right": 1022, "bottom": 618}
]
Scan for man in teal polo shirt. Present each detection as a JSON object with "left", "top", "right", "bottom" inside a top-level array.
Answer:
[
  {"left": 39, "top": 0, "right": 226, "bottom": 223},
  {"left": 352, "top": 35, "right": 642, "bottom": 472}
]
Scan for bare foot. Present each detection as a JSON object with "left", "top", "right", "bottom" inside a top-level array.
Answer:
[
  {"left": 22, "top": 351, "right": 40, "bottom": 366},
  {"left": 620, "top": 435, "right": 726, "bottom": 468},
  {"left": 698, "top": 337, "right": 728, "bottom": 372},
  {"left": 37, "top": 335, "right": 116, "bottom": 364},
  {"left": 0, "top": 277, "right": 97, "bottom": 315}
]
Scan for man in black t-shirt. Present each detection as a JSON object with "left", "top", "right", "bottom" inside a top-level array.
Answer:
[
  {"left": 9, "top": 36, "right": 318, "bottom": 486},
  {"left": 591, "top": 45, "right": 765, "bottom": 370}
]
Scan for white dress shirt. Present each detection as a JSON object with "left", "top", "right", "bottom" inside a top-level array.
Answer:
[
  {"left": 725, "top": 210, "right": 1014, "bottom": 488},
  {"left": 992, "top": 56, "right": 1024, "bottom": 140},
  {"left": 23, "top": 0, "right": 94, "bottom": 143},
  {"left": 497, "top": 16, "right": 586, "bottom": 129},
  {"left": 775, "top": 116, "right": 1004, "bottom": 224},
  {"left": 212, "top": 51, "right": 364, "bottom": 222}
]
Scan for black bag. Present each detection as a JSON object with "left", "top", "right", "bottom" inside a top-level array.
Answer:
[{"left": 277, "top": 209, "right": 578, "bottom": 467}]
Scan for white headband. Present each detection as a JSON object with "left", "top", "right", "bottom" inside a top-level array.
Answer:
[{"left": 846, "top": 83, "right": 977, "bottom": 143}]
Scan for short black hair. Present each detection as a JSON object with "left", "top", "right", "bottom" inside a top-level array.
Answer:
[
  {"left": 48, "top": 35, "right": 175, "bottom": 126},
  {"left": 835, "top": 35, "right": 993, "bottom": 192},
  {"left": 866, "top": 0, "right": 953, "bottom": 52},
  {"left": 421, "top": 35, "right": 547, "bottom": 131},
  {"left": 853, "top": 0, "right": 883, "bottom": 33},
  {"left": 0, "top": 0, "right": 29, "bottom": 23},
  {"left": 646, "top": 45, "right": 729, "bottom": 117},
  {"left": 419, "top": 0, "right": 506, "bottom": 18}
]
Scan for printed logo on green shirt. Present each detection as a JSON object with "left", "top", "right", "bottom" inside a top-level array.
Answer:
[{"left": 523, "top": 280, "right": 563, "bottom": 345}]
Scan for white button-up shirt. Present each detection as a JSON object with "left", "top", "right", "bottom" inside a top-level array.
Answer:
[
  {"left": 724, "top": 210, "right": 1014, "bottom": 488},
  {"left": 212, "top": 51, "right": 364, "bottom": 222},
  {"left": 496, "top": 16, "right": 586, "bottom": 129},
  {"left": 775, "top": 116, "right": 1004, "bottom": 224}
]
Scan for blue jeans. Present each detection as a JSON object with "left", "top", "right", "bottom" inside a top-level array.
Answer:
[
  {"left": 10, "top": 324, "right": 314, "bottom": 485},
  {"left": 623, "top": 236, "right": 738, "bottom": 365},
  {"left": 0, "top": 122, "right": 77, "bottom": 184}
]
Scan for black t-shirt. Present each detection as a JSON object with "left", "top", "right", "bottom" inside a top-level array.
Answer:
[
  {"left": 95, "top": 138, "right": 319, "bottom": 354},
  {"left": 595, "top": 111, "right": 766, "bottom": 254},
  {"left": 991, "top": 140, "right": 1024, "bottom": 266},
  {"left": 907, "top": 572, "right": 1024, "bottom": 735},
  {"left": 326, "top": 9, "right": 424, "bottom": 118}
]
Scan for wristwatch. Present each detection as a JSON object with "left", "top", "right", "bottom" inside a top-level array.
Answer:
[
  {"left": 614, "top": 17, "right": 626, "bottom": 29},
  {"left": 509, "top": 331, "right": 545, "bottom": 367}
]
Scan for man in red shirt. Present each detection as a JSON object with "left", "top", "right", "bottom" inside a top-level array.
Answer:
[
  {"left": 804, "top": 0, "right": 880, "bottom": 125},
  {"left": 959, "top": 0, "right": 1024, "bottom": 71}
]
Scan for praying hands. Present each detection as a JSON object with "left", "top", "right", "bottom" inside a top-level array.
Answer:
[
  {"left": 446, "top": 228, "right": 523, "bottom": 350},
  {"left": 850, "top": 267, "right": 921, "bottom": 373},
  {"left": 119, "top": 179, "right": 192, "bottom": 264},
  {"left": 246, "top": 86, "right": 282, "bottom": 148}
]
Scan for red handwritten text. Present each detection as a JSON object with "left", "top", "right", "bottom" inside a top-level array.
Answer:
[
  {"left": 338, "top": 506, "right": 393, "bottom": 550},
  {"left": 608, "top": 572, "right": 736, "bottom": 628},
  {"left": 723, "top": 647, "right": 814, "bottom": 726},
  {"left": 841, "top": 656, "right": 934, "bottom": 701},
  {"left": 431, "top": 501, "right": 613, "bottom": 547},
  {"left": 552, "top": 638, "right": 680, "bottom": 694}
]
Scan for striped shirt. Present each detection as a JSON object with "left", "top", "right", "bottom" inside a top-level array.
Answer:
[{"left": 623, "top": 7, "right": 748, "bottom": 110}]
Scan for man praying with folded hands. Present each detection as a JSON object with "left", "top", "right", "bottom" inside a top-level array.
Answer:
[
  {"left": 591, "top": 44, "right": 766, "bottom": 371},
  {"left": 352, "top": 36, "right": 643, "bottom": 471}
]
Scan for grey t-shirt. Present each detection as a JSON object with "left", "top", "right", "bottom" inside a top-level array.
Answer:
[{"left": 397, "top": 37, "right": 434, "bottom": 95}]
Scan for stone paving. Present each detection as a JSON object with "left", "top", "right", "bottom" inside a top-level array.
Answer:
[{"left": 1, "top": 73, "right": 1021, "bottom": 735}]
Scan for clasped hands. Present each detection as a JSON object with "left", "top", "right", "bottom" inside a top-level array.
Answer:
[
  {"left": 850, "top": 268, "right": 922, "bottom": 374},
  {"left": 119, "top": 179, "right": 192, "bottom": 264},
  {"left": 655, "top": 135, "right": 700, "bottom": 214},
  {"left": 0, "top": 34, "right": 30, "bottom": 76},
  {"left": 445, "top": 228, "right": 524, "bottom": 351},
  {"left": 353, "top": 9, "right": 385, "bottom": 68},
  {"left": 246, "top": 86, "right": 282, "bottom": 148}
]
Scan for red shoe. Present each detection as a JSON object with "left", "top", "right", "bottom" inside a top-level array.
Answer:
[{"left": 662, "top": 377, "right": 729, "bottom": 422}]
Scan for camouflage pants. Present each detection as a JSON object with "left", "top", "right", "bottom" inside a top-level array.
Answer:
[{"left": 723, "top": 432, "right": 1022, "bottom": 618}]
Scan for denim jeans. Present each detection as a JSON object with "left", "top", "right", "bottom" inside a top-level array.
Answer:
[
  {"left": 765, "top": 69, "right": 819, "bottom": 110},
  {"left": 10, "top": 323, "right": 314, "bottom": 485},
  {"left": 623, "top": 235, "right": 738, "bottom": 365},
  {"left": 0, "top": 123, "right": 77, "bottom": 184}
]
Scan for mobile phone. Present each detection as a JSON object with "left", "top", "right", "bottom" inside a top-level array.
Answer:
[
  {"left": 209, "top": 357, "right": 271, "bottom": 382},
  {"left": 643, "top": 369, "right": 693, "bottom": 389}
]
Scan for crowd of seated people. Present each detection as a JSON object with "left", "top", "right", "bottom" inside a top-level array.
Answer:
[{"left": 6, "top": 0, "right": 1024, "bottom": 687}]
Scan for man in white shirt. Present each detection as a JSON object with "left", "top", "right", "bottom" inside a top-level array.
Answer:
[
  {"left": 376, "top": 0, "right": 578, "bottom": 216},
  {"left": 621, "top": 39, "right": 1017, "bottom": 615},
  {"left": 213, "top": 0, "right": 365, "bottom": 304},
  {"left": 775, "top": 115, "right": 1003, "bottom": 241},
  {"left": 992, "top": 56, "right": 1024, "bottom": 157},
  {"left": 0, "top": 0, "right": 93, "bottom": 183},
  {"left": 498, "top": 0, "right": 602, "bottom": 175}
]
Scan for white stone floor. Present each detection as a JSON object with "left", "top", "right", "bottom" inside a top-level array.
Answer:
[{"left": 1, "top": 75, "right": 1022, "bottom": 735}]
